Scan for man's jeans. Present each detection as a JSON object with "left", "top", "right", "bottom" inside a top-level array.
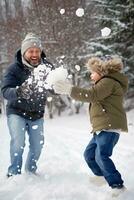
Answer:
[
  {"left": 7, "top": 114, "right": 44, "bottom": 175},
  {"left": 84, "top": 131, "right": 123, "bottom": 186}
]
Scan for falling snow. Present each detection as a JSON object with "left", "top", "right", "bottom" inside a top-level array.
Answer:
[
  {"left": 76, "top": 8, "right": 84, "bottom": 17},
  {"left": 101, "top": 27, "right": 111, "bottom": 37},
  {"left": 60, "top": 8, "right": 65, "bottom": 15},
  {"left": 75, "top": 65, "right": 81, "bottom": 71},
  {"left": 47, "top": 97, "right": 53, "bottom": 102}
]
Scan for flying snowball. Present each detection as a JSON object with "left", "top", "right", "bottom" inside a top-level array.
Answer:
[
  {"left": 68, "top": 74, "right": 73, "bottom": 79},
  {"left": 60, "top": 9, "right": 65, "bottom": 15},
  {"left": 72, "top": 99, "right": 76, "bottom": 104},
  {"left": 76, "top": 8, "right": 84, "bottom": 17},
  {"left": 47, "top": 97, "right": 53, "bottom": 102},
  {"left": 75, "top": 65, "right": 81, "bottom": 71},
  {"left": 45, "top": 67, "right": 68, "bottom": 88},
  {"left": 101, "top": 27, "right": 111, "bottom": 37},
  {"left": 60, "top": 55, "right": 65, "bottom": 59}
]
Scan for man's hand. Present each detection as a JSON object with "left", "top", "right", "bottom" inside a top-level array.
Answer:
[
  {"left": 53, "top": 80, "right": 72, "bottom": 95},
  {"left": 16, "top": 82, "right": 33, "bottom": 99}
]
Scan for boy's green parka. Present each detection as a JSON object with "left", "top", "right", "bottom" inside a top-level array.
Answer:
[{"left": 71, "top": 58, "right": 128, "bottom": 133}]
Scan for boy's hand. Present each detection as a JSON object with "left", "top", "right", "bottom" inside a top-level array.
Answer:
[{"left": 53, "top": 80, "right": 72, "bottom": 95}]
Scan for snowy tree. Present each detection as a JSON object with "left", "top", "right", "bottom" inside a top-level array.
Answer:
[{"left": 86, "top": 0, "right": 134, "bottom": 104}]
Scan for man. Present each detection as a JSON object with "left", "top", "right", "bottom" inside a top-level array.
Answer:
[{"left": 1, "top": 33, "right": 54, "bottom": 177}]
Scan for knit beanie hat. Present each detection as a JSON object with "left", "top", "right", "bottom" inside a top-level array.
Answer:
[{"left": 21, "top": 33, "right": 43, "bottom": 56}]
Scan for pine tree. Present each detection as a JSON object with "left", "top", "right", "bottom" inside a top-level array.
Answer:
[{"left": 88, "top": 0, "right": 134, "bottom": 98}]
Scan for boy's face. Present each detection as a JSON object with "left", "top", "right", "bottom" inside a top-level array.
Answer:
[
  {"left": 90, "top": 71, "right": 102, "bottom": 82},
  {"left": 24, "top": 47, "right": 41, "bottom": 66}
]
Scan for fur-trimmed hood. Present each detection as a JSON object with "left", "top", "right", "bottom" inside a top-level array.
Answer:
[
  {"left": 87, "top": 56, "right": 123, "bottom": 76},
  {"left": 102, "top": 72, "right": 128, "bottom": 94}
]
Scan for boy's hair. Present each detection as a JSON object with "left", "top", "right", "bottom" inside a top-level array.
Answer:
[{"left": 86, "top": 56, "right": 123, "bottom": 76}]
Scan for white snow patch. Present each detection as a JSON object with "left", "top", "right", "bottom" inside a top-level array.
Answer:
[
  {"left": 40, "top": 140, "right": 44, "bottom": 145},
  {"left": 32, "top": 125, "right": 39, "bottom": 130},
  {"left": 0, "top": 109, "right": 134, "bottom": 199}
]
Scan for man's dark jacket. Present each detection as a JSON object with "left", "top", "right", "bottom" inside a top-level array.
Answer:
[{"left": 1, "top": 49, "right": 54, "bottom": 120}]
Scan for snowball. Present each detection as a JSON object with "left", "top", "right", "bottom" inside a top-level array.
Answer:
[
  {"left": 60, "top": 55, "right": 65, "bottom": 59},
  {"left": 72, "top": 99, "right": 76, "bottom": 104},
  {"left": 32, "top": 125, "right": 38, "bottom": 130},
  {"left": 101, "top": 27, "right": 111, "bottom": 37},
  {"left": 75, "top": 65, "right": 81, "bottom": 71},
  {"left": 45, "top": 67, "right": 68, "bottom": 87},
  {"left": 76, "top": 8, "right": 84, "bottom": 17},
  {"left": 47, "top": 97, "right": 53, "bottom": 102},
  {"left": 60, "top": 8, "right": 65, "bottom": 15},
  {"left": 68, "top": 74, "right": 73, "bottom": 79}
]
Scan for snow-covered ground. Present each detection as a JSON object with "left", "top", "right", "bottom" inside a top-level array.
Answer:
[{"left": 0, "top": 108, "right": 134, "bottom": 200}]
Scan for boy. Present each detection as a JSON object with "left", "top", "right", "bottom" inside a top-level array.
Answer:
[{"left": 53, "top": 56, "right": 128, "bottom": 194}]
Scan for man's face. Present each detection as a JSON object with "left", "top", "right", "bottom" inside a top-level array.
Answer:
[{"left": 24, "top": 47, "right": 41, "bottom": 66}]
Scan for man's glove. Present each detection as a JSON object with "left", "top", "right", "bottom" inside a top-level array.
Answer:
[
  {"left": 16, "top": 82, "right": 33, "bottom": 99},
  {"left": 53, "top": 80, "right": 72, "bottom": 95}
]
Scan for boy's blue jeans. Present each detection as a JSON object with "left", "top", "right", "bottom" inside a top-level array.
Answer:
[
  {"left": 84, "top": 131, "right": 123, "bottom": 187},
  {"left": 7, "top": 114, "right": 44, "bottom": 175}
]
